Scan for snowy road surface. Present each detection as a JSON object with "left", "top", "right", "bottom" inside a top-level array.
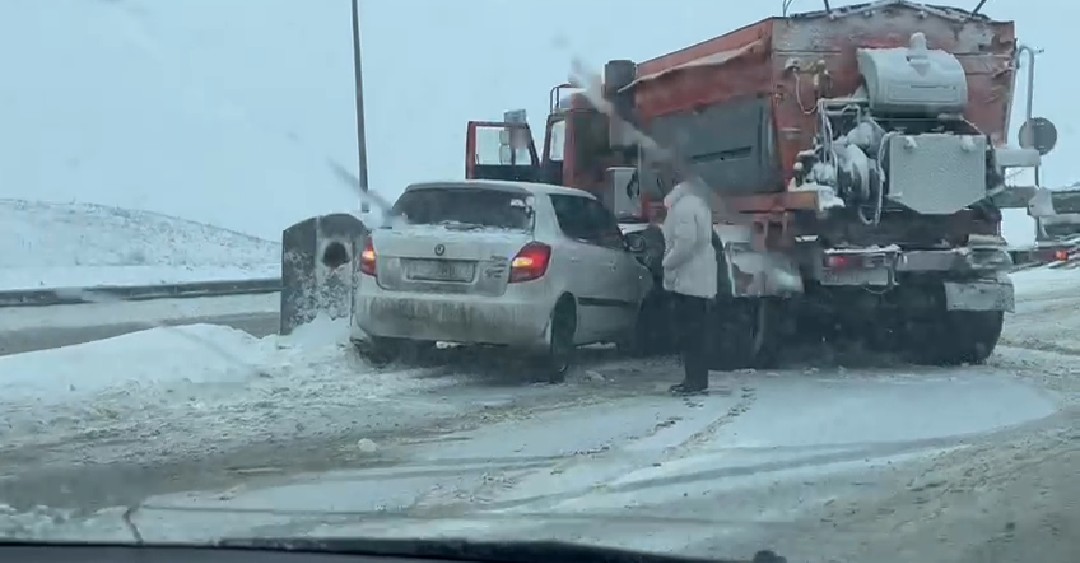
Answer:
[
  {"left": 0, "top": 267, "right": 1077, "bottom": 562},
  {"left": 0, "top": 293, "right": 279, "bottom": 355},
  {"left": 115, "top": 370, "right": 1078, "bottom": 563}
]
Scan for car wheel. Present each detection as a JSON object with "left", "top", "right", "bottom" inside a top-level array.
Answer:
[
  {"left": 537, "top": 299, "right": 576, "bottom": 383},
  {"left": 399, "top": 340, "right": 438, "bottom": 365},
  {"left": 354, "top": 336, "right": 399, "bottom": 366},
  {"left": 356, "top": 336, "right": 435, "bottom": 367}
]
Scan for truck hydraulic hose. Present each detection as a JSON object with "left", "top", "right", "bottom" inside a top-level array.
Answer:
[{"left": 860, "top": 131, "right": 898, "bottom": 225}]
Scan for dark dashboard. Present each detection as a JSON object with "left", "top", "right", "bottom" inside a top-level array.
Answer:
[
  {"left": 0, "top": 545, "right": 437, "bottom": 563},
  {"left": 0, "top": 539, "right": 787, "bottom": 563}
]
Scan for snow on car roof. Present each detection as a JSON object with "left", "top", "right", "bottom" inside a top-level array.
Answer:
[{"left": 406, "top": 179, "right": 594, "bottom": 198}]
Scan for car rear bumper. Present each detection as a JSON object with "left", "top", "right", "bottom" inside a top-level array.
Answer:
[{"left": 352, "top": 292, "right": 551, "bottom": 349}]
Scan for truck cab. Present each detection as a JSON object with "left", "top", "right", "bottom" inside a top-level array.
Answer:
[{"left": 465, "top": 74, "right": 648, "bottom": 223}]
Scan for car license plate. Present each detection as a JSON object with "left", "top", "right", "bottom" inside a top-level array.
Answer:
[{"left": 406, "top": 259, "right": 475, "bottom": 282}]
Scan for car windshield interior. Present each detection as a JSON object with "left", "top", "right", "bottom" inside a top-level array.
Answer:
[
  {"left": 5, "top": 3, "right": 1073, "bottom": 562},
  {"left": 392, "top": 187, "right": 532, "bottom": 230}
]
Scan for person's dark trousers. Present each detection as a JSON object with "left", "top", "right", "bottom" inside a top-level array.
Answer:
[{"left": 670, "top": 291, "right": 709, "bottom": 392}]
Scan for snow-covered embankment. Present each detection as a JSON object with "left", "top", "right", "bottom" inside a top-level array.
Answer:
[{"left": 0, "top": 199, "right": 281, "bottom": 290}]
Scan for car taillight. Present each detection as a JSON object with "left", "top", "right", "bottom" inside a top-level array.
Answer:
[
  {"left": 1055, "top": 249, "right": 1069, "bottom": 262},
  {"left": 359, "top": 239, "right": 377, "bottom": 276},
  {"left": 509, "top": 242, "right": 551, "bottom": 283},
  {"left": 825, "top": 254, "right": 854, "bottom": 269}
]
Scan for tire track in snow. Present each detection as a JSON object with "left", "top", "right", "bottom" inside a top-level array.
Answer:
[
  {"left": 388, "top": 428, "right": 1038, "bottom": 522},
  {"left": 997, "top": 339, "right": 1080, "bottom": 357},
  {"left": 0, "top": 352, "right": 679, "bottom": 513},
  {"left": 402, "top": 377, "right": 761, "bottom": 514},
  {"left": 665, "top": 381, "right": 758, "bottom": 454},
  {"left": 388, "top": 355, "right": 1076, "bottom": 523}
]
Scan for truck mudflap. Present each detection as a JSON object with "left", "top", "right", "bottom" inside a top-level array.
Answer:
[
  {"left": 944, "top": 276, "right": 1015, "bottom": 313},
  {"left": 726, "top": 247, "right": 804, "bottom": 297},
  {"left": 709, "top": 223, "right": 803, "bottom": 298}
]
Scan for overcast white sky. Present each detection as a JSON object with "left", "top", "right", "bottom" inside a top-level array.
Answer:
[{"left": 0, "top": 0, "right": 1072, "bottom": 240}]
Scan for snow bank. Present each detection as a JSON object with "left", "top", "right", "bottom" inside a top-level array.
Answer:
[
  {"left": 1010, "top": 263, "right": 1080, "bottom": 297},
  {"left": 0, "top": 199, "right": 281, "bottom": 290},
  {"left": 0, "top": 316, "right": 456, "bottom": 463}
]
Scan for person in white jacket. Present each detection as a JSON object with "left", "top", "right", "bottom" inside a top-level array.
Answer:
[{"left": 661, "top": 174, "right": 717, "bottom": 395}]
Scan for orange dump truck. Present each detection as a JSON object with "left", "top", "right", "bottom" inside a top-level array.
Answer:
[{"left": 464, "top": 1, "right": 1050, "bottom": 367}]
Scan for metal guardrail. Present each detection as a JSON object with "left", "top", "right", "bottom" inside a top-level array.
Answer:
[{"left": 0, "top": 278, "right": 281, "bottom": 308}]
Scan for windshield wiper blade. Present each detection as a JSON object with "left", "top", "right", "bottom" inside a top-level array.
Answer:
[
  {"left": 216, "top": 537, "right": 787, "bottom": 563},
  {"left": 436, "top": 221, "right": 487, "bottom": 230}
]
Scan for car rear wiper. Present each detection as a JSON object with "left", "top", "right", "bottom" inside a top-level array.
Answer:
[
  {"left": 217, "top": 537, "right": 789, "bottom": 563},
  {"left": 440, "top": 223, "right": 487, "bottom": 231}
]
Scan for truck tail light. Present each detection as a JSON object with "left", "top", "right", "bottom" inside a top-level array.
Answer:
[
  {"left": 825, "top": 252, "right": 891, "bottom": 270},
  {"left": 509, "top": 242, "right": 552, "bottom": 283},
  {"left": 359, "top": 238, "right": 377, "bottom": 276}
]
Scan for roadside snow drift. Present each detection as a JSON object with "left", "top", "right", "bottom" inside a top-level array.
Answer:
[
  {"left": 1010, "top": 260, "right": 1080, "bottom": 296},
  {"left": 0, "top": 199, "right": 281, "bottom": 290},
  {"left": 0, "top": 316, "right": 457, "bottom": 464}
]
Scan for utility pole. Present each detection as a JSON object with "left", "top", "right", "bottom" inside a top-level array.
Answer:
[{"left": 350, "top": 0, "right": 370, "bottom": 213}]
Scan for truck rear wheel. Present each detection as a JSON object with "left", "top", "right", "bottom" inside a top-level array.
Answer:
[
  {"left": 711, "top": 297, "right": 781, "bottom": 370},
  {"left": 907, "top": 310, "right": 1004, "bottom": 366},
  {"left": 709, "top": 234, "right": 781, "bottom": 370}
]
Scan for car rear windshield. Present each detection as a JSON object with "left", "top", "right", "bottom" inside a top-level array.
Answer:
[{"left": 392, "top": 186, "right": 532, "bottom": 231}]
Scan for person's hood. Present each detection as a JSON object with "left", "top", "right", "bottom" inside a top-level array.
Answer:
[
  {"left": 664, "top": 179, "right": 709, "bottom": 209},
  {"left": 663, "top": 181, "right": 688, "bottom": 209}
]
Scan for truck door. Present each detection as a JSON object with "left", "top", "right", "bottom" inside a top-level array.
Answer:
[
  {"left": 465, "top": 121, "right": 540, "bottom": 182},
  {"left": 539, "top": 116, "right": 567, "bottom": 186}
]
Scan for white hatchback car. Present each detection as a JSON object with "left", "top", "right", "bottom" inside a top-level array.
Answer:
[{"left": 350, "top": 179, "right": 654, "bottom": 382}]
